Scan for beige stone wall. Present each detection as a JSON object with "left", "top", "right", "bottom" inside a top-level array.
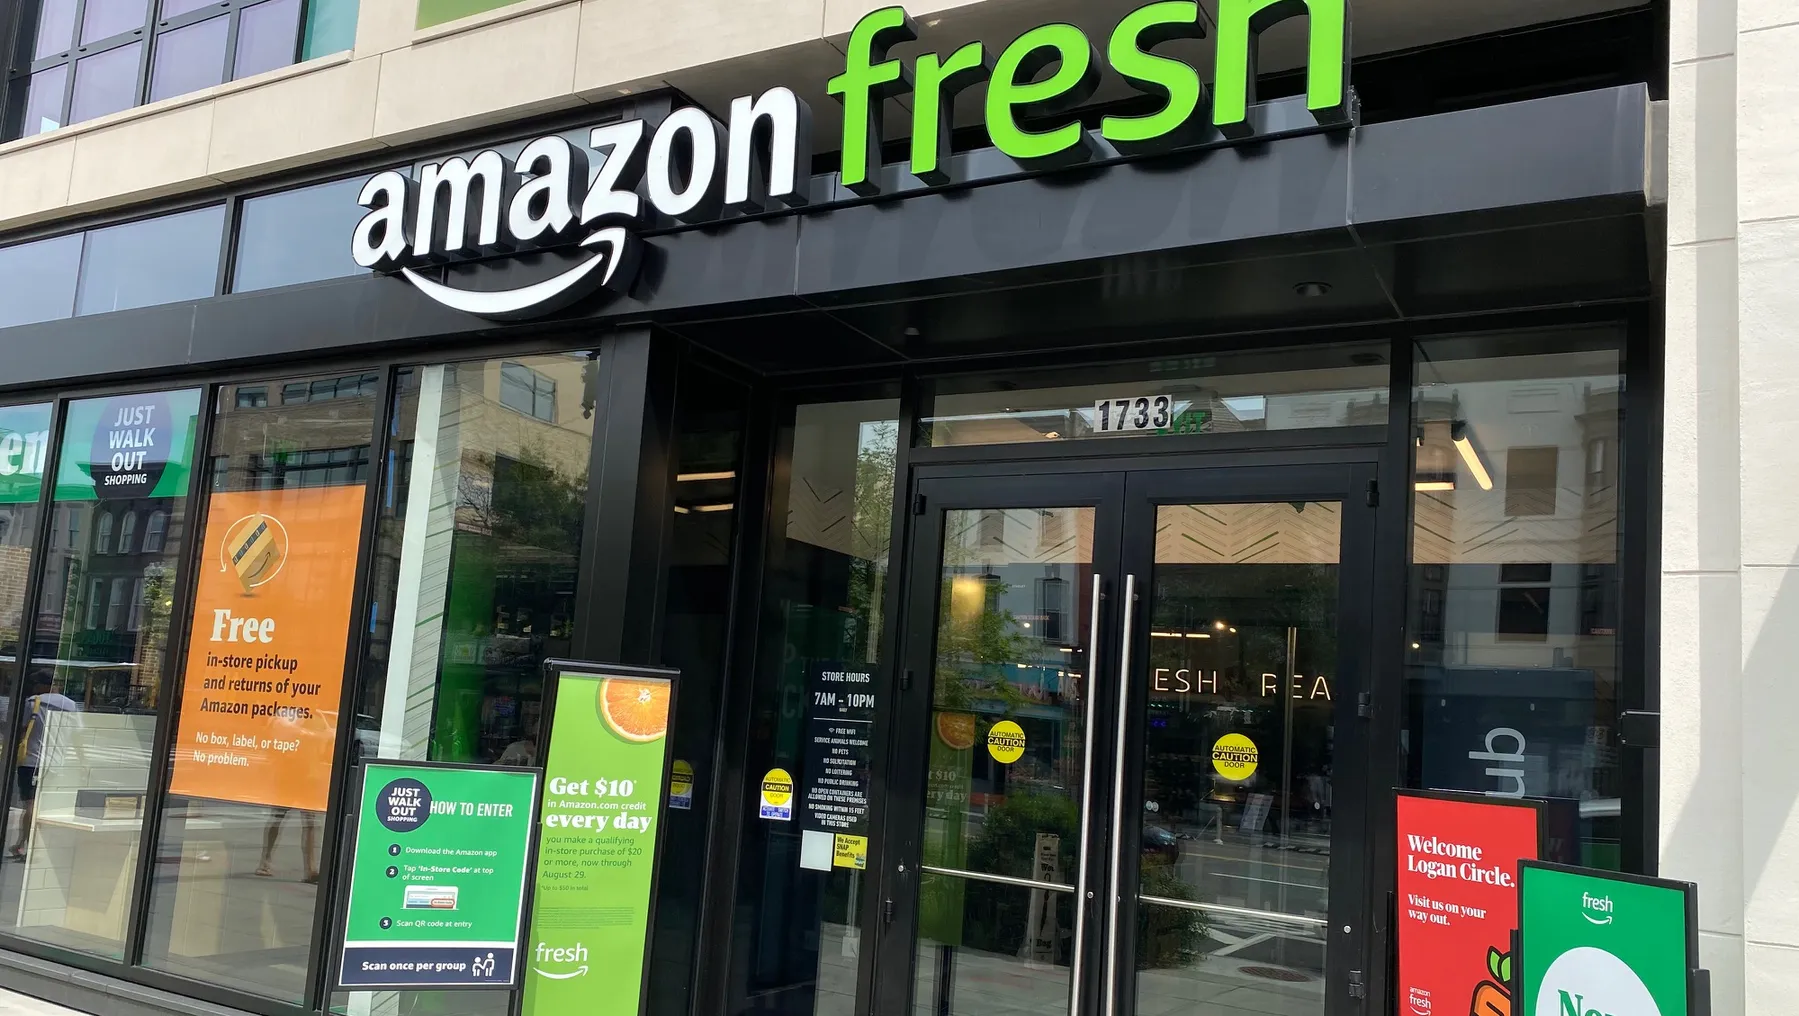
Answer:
[
  {"left": 1660, "top": 0, "right": 1799, "bottom": 1008},
  {"left": 0, "top": 0, "right": 931, "bottom": 231}
]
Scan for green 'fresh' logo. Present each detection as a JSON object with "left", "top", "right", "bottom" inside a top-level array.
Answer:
[{"left": 827, "top": 0, "right": 1351, "bottom": 191}]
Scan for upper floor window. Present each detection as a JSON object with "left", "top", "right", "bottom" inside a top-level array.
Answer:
[
  {"left": 500, "top": 361, "right": 556, "bottom": 422},
  {"left": 6, "top": 0, "right": 356, "bottom": 141}
]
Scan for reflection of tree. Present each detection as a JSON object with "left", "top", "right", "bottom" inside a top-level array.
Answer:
[
  {"left": 962, "top": 791, "right": 1077, "bottom": 957},
  {"left": 457, "top": 443, "right": 586, "bottom": 555},
  {"left": 932, "top": 574, "right": 1030, "bottom": 715},
  {"left": 1138, "top": 863, "right": 1208, "bottom": 969},
  {"left": 846, "top": 423, "right": 898, "bottom": 663}
]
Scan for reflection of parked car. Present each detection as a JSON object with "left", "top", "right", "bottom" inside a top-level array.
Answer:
[{"left": 1141, "top": 824, "right": 1181, "bottom": 865}]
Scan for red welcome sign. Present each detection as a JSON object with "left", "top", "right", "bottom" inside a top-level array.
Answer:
[{"left": 1395, "top": 791, "right": 1542, "bottom": 1016}]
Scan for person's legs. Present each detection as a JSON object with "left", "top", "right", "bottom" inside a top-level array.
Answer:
[
  {"left": 9, "top": 766, "right": 37, "bottom": 857},
  {"left": 299, "top": 810, "right": 319, "bottom": 883},
  {"left": 257, "top": 807, "right": 290, "bottom": 876}
]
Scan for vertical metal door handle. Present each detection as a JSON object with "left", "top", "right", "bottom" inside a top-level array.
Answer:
[
  {"left": 1066, "top": 573, "right": 1102, "bottom": 1016},
  {"left": 1102, "top": 573, "right": 1137, "bottom": 1016}
]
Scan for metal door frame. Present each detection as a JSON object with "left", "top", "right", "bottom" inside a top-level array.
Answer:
[{"left": 870, "top": 452, "right": 1385, "bottom": 1016}]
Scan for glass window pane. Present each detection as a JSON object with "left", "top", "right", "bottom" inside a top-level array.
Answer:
[
  {"left": 76, "top": 205, "right": 224, "bottom": 315},
  {"left": 233, "top": 0, "right": 300, "bottom": 79},
  {"left": 148, "top": 14, "right": 226, "bottom": 102},
  {"left": 728, "top": 398, "right": 899, "bottom": 1016},
  {"left": 0, "top": 403, "right": 53, "bottom": 659},
  {"left": 140, "top": 374, "right": 377, "bottom": 1000},
  {"left": 69, "top": 42, "right": 142, "bottom": 125},
  {"left": 648, "top": 365, "right": 747, "bottom": 1016},
  {"left": 353, "top": 352, "right": 598, "bottom": 763},
  {"left": 1405, "top": 327, "right": 1624, "bottom": 869},
  {"left": 81, "top": 0, "right": 148, "bottom": 44},
  {"left": 337, "top": 355, "right": 595, "bottom": 1016},
  {"left": 160, "top": 0, "right": 219, "bottom": 17},
  {"left": 922, "top": 342, "right": 1390, "bottom": 447},
  {"left": 21, "top": 64, "right": 71, "bottom": 136},
  {"left": 300, "top": 0, "right": 358, "bottom": 59},
  {"left": 232, "top": 177, "right": 370, "bottom": 292},
  {"left": 34, "top": 0, "right": 79, "bottom": 59},
  {"left": 0, "top": 389, "right": 203, "bottom": 957},
  {"left": 0, "top": 234, "right": 82, "bottom": 327}
]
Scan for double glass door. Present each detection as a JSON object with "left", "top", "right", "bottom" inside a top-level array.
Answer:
[{"left": 876, "top": 463, "right": 1376, "bottom": 1016}]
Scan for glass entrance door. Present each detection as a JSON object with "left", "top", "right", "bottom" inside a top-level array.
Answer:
[{"left": 878, "top": 465, "right": 1375, "bottom": 1016}]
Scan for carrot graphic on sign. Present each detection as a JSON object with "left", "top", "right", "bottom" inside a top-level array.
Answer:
[{"left": 1470, "top": 946, "right": 1513, "bottom": 1016}]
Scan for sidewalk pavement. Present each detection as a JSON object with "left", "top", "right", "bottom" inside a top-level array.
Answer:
[{"left": 0, "top": 988, "right": 83, "bottom": 1016}]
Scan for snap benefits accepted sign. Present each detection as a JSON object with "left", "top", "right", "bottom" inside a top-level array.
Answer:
[
  {"left": 337, "top": 762, "right": 541, "bottom": 989},
  {"left": 1518, "top": 862, "right": 1701, "bottom": 1016}
]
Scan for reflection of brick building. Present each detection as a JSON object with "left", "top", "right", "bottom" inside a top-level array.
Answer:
[
  {"left": 29, "top": 499, "right": 183, "bottom": 712},
  {"left": 350, "top": 357, "right": 598, "bottom": 763}
]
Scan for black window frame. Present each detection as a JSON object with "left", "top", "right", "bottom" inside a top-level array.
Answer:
[{"left": 3, "top": 0, "right": 310, "bottom": 142}]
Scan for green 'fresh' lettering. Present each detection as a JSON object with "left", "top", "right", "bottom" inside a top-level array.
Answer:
[
  {"left": 911, "top": 42, "right": 988, "bottom": 183},
  {"left": 1102, "top": 1, "right": 1207, "bottom": 150},
  {"left": 986, "top": 23, "right": 1101, "bottom": 167},
  {"left": 1212, "top": 0, "right": 1349, "bottom": 135},
  {"left": 827, "top": 6, "right": 916, "bottom": 194},
  {"left": 830, "top": 0, "right": 1352, "bottom": 188}
]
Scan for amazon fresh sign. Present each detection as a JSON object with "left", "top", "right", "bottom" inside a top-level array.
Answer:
[
  {"left": 1517, "top": 862, "right": 1704, "bottom": 1016},
  {"left": 353, "top": 0, "right": 1351, "bottom": 319}
]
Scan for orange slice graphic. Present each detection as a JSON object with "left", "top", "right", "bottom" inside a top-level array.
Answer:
[
  {"left": 936, "top": 712, "right": 977, "bottom": 751},
  {"left": 599, "top": 677, "right": 670, "bottom": 742}
]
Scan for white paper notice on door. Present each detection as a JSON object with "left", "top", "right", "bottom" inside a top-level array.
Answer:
[{"left": 799, "top": 829, "right": 835, "bottom": 871}]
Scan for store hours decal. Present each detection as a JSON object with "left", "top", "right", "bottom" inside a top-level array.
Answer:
[{"left": 798, "top": 663, "right": 875, "bottom": 871}]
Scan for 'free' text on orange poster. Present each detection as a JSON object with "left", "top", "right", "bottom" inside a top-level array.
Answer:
[{"left": 166, "top": 485, "right": 366, "bottom": 813}]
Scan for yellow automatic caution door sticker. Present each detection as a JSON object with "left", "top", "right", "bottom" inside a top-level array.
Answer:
[
  {"left": 1211, "top": 733, "right": 1258, "bottom": 781},
  {"left": 987, "top": 720, "right": 1026, "bottom": 764}
]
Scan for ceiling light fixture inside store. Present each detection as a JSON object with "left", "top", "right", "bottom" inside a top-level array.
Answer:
[
  {"left": 691, "top": 503, "right": 735, "bottom": 512},
  {"left": 677, "top": 471, "right": 736, "bottom": 482},
  {"left": 1414, "top": 481, "right": 1456, "bottom": 491},
  {"left": 1452, "top": 422, "right": 1494, "bottom": 491}
]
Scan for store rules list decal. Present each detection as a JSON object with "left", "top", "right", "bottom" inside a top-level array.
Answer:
[
  {"left": 167, "top": 485, "right": 367, "bottom": 812},
  {"left": 798, "top": 662, "right": 875, "bottom": 870},
  {"left": 1395, "top": 792, "right": 1540, "bottom": 1016}
]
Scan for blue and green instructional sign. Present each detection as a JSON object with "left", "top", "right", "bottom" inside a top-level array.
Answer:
[
  {"left": 338, "top": 762, "right": 541, "bottom": 989},
  {"left": 1518, "top": 861, "right": 1698, "bottom": 1016},
  {"left": 522, "top": 664, "right": 678, "bottom": 1016}
]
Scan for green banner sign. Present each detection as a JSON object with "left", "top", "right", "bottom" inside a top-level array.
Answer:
[
  {"left": 338, "top": 762, "right": 541, "bottom": 989},
  {"left": 54, "top": 389, "right": 202, "bottom": 502},
  {"left": 0, "top": 403, "right": 51, "bottom": 505},
  {"left": 1518, "top": 861, "right": 1697, "bottom": 1016},
  {"left": 522, "top": 663, "right": 678, "bottom": 1016}
]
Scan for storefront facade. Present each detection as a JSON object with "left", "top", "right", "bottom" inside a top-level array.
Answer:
[{"left": 0, "top": 0, "right": 1777, "bottom": 1012}]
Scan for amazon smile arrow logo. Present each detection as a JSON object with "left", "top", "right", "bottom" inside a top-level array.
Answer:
[{"left": 350, "top": 88, "right": 812, "bottom": 320}]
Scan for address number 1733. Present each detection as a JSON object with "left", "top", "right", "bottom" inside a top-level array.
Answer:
[{"left": 1094, "top": 396, "right": 1173, "bottom": 432}]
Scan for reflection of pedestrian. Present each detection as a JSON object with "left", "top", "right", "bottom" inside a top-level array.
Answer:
[
  {"left": 8, "top": 679, "right": 80, "bottom": 861},
  {"left": 257, "top": 808, "right": 319, "bottom": 883}
]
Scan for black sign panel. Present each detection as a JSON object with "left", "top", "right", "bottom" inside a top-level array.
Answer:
[{"left": 799, "top": 662, "right": 875, "bottom": 843}]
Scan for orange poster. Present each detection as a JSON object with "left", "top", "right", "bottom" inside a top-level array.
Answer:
[{"left": 166, "top": 484, "right": 366, "bottom": 812}]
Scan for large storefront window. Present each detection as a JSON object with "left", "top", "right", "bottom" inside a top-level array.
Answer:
[
  {"left": 337, "top": 353, "right": 598, "bottom": 1016},
  {"left": 139, "top": 374, "right": 378, "bottom": 999},
  {"left": 730, "top": 398, "right": 900, "bottom": 1016},
  {"left": 0, "top": 389, "right": 202, "bottom": 957},
  {"left": 1405, "top": 328, "right": 1625, "bottom": 868},
  {"left": 648, "top": 364, "right": 748, "bottom": 1016}
]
